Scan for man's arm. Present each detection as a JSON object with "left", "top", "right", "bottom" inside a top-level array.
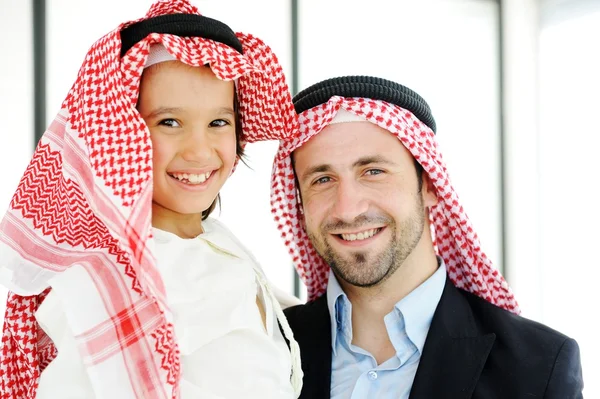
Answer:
[{"left": 544, "top": 338, "right": 584, "bottom": 398}]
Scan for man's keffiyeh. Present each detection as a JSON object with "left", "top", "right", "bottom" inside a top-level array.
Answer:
[{"left": 270, "top": 76, "right": 519, "bottom": 313}]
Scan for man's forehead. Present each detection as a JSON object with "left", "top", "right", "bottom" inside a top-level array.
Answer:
[
  {"left": 308, "top": 120, "right": 402, "bottom": 151},
  {"left": 293, "top": 121, "right": 412, "bottom": 169},
  {"left": 322, "top": 119, "right": 387, "bottom": 135},
  {"left": 328, "top": 108, "right": 368, "bottom": 124}
]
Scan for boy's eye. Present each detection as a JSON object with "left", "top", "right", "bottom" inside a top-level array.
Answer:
[
  {"left": 210, "top": 119, "right": 231, "bottom": 128},
  {"left": 158, "top": 118, "right": 180, "bottom": 128}
]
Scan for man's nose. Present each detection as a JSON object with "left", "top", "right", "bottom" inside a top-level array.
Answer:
[{"left": 330, "top": 179, "right": 369, "bottom": 224}]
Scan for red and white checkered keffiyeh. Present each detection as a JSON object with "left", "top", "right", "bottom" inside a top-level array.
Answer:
[
  {"left": 271, "top": 96, "right": 520, "bottom": 314},
  {"left": 0, "top": 1, "right": 298, "bottom": 398}
]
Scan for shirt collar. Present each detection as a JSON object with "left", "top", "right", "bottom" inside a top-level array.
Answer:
[
  {"left": 395, "top": 259, "right": 446, "bottom": 355},
  {"left": 326, "top": 269, "right": 348, "bottom": 355},
  {"left": 326, "top": 258, "right": 447, "bottom": 356},
  {"left": 152, "top": 217, "right": 244, "bottom": 259}
]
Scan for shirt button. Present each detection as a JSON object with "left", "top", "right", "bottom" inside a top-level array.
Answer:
[{"left": 367, "top": 370, "right": 378, "bottom": 381}]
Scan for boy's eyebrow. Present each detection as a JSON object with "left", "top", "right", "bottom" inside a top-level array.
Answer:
[
  {"left": 216, "top": 107, "right": 235, "bottom": 117},
  {"left": 144, "top": 107, "right": 184, "bottom": 120},
  {"left": 144, "top": 106, "right": 235, "bottom": 119}
]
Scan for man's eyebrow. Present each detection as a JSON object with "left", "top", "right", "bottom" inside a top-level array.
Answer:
[
  {"left": 352, "top": 155, "right": 396, "bottom": 168},
  {"left": 299, "top": 164, "right": 333, "bottom": 184}
]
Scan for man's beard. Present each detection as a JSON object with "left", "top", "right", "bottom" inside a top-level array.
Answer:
[{"left": 308, "top": 196, "right": 426, "bottom": 288}]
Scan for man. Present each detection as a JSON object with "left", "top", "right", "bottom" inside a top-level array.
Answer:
[{"left": 271, "top": 76, "right": 583, "bottom": 398}]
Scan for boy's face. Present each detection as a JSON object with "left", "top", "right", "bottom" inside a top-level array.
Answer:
[{"left": 138, "top": 61, "right": 237, "bottom": 223}]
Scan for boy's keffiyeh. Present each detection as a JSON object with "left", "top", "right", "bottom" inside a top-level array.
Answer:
[{"left": 0, "top": 1, "right": 300, "bottom": 398}]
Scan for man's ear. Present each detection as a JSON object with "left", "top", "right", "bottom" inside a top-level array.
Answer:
[
  {"left": 292, "top": 154, "right": 304, "bottom": 211},
  {"left": 421, "top": 173, "right": 438, "bottom": 208},
  {"left": 297, "top": 190, "right": 304, "bottom": 214}
]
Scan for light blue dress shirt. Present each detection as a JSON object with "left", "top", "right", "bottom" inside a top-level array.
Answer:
[{"left": 327, "top": 261, "right": 446, "bottom": 399}]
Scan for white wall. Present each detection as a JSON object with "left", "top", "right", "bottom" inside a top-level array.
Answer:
[
  {"left": 503, "top": 0, "right": 599, "bottom": 396},
  {"left": 501, "top": 0, "right": 543, "bottom": 320},
  {"left": 538, "top": 4, "right": 600, "bottom": 397},
  {"left": 0, "top": 0, "right": 34, "bottom": 315}
]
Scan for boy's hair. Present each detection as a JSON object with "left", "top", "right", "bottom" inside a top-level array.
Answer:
[{"left": 202, "top": 90, "right": 245, "bottom": 219}]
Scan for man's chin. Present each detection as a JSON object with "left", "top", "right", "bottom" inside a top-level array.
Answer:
[
  {"left": 326, "top": 254, "right": 387, "bottom": 286},
  {"left": 332, "top": 266, "right": 389, "bottom": 288}
]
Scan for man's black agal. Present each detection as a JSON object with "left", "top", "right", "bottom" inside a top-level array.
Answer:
[{"left": 293, "top": 75, "right": 436, "bottom": 133}]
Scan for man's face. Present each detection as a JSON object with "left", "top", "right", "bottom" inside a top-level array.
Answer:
[{"left": 293, "top": 122, "right": 437, "bottom": 288}]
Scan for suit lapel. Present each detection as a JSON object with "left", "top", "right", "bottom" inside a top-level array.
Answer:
[
  {"left": 295, "top": 294, "right": 332, "bottom": 399},
  {"left": 409, "top": 279, "right": 495, "bottom": 399}
]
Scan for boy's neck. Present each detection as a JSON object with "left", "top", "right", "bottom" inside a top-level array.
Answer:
[{"left": 151, "top": 202, "right": 204, "bottom": 239}]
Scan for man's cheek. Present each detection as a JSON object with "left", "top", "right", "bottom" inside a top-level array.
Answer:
[
  {"left": 304, "top": 214, "right": 321, "bottom": 236},
  {"left": 304, "top": 215, "right": 317, "bottom": 237}
]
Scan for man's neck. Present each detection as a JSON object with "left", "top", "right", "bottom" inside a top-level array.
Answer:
[
  {"left": 339, "top": 244, "right": 439, "bottom": 365},
  {"left": 342, "top": 247, "right": 439, "bottom": 316}
]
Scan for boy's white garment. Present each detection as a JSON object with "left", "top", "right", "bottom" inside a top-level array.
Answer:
[{"left": 35, "top": 218, "right": 298, "bottom": 398}]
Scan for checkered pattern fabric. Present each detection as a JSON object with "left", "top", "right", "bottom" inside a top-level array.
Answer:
[
  {"left": 271, "top": 96, "right": 519, "bottom": 313},
  {"left": 0, "top": 1, "right": 299, "bottom": 398}
]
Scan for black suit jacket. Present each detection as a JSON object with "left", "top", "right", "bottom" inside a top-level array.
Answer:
[{"left": 285, "top": 278, "right": 584, "bottom": 398}]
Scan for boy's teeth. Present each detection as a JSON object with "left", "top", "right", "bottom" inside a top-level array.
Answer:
[
  {"left": 341, "top": 228, "right": 380, "bottom": 242},
  {"left": 171, "top": 171, "right": 212, "bottom": 184}
]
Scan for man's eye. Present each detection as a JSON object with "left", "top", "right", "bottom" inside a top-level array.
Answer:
[
  {"left": 365, "top": 169, "right": 384, "bottom": 176},
  {"left": 314, "top": 176, "right": 331, "bottom": 185},
  {"left": 158, "top": 119, "right": 180, "bottom": 128},
  {"left": 210, "top": 119, "right": 230, "bottom": 127}
]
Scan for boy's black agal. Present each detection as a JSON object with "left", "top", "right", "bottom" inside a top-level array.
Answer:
[{"left": 120, "top": 13, "right": 243, "bottom": 56}]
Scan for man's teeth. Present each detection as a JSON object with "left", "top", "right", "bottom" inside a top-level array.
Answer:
[
  {"left": 340, "top": 228, "right": 380, "bottom": 242},
  {"left": 171, "top": 172, "right": 212, "bottom": 184}
]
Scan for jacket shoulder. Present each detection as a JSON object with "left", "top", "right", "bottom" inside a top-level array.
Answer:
[
  {"left": 460, "top": 288, "right": 571, "bottom": 346},
  {"left": 459, "top": 288, "right": 584, "bottom": 396}
]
